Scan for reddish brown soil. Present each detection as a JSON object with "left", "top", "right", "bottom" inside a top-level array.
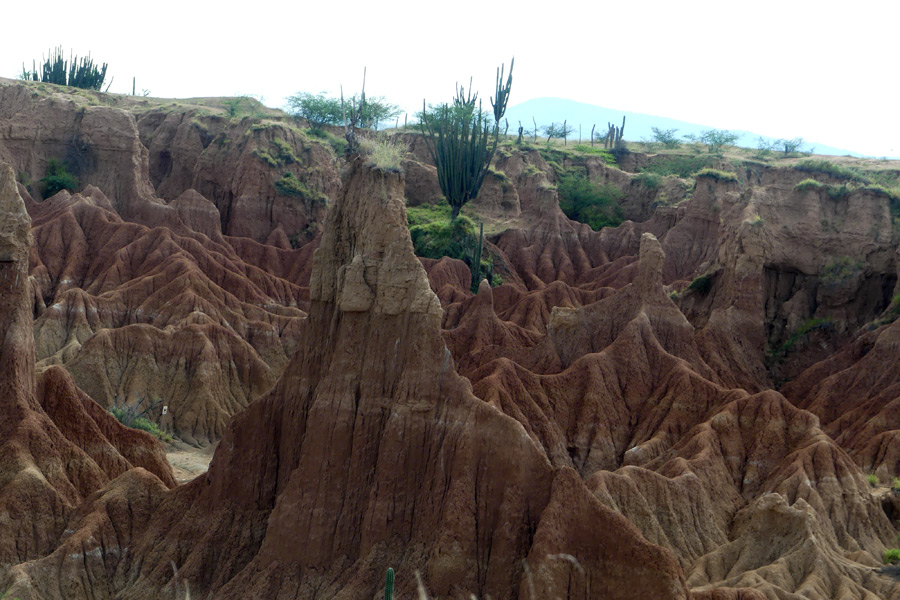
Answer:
[{"left": 2, "top": 80, "right": 900, "bottom": 599}]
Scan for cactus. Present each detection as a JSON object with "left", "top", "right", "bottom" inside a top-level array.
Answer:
[
  {"left": 24, "top": 47, "right": 108, "bottom": 90},
  {"left": 604, "top": 116, "right": 626, "bottom": 150},
  {"left": 491, "top": 59, "right": 514, "bottom": 123},
  {"left": 421, "top": 59, "right": 514, "bottom": 219},
  {"left": 385, "top": 567, "right": 394, "bottom": 600}
]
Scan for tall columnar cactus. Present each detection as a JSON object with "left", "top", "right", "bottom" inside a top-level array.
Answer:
[
  {"left": 421, "top": 59, "right": 514, "bottom": 219},
  {"left": 604, "top": 116, "right": 626, "bottom": 150},
  {"left": 385, "top": 567, "right": 394, "bottom": 600},
  {"left": 22, "top": 47, "right": 108, "bottom": 90},
  {"left": 491, "top": 59, "right": 514, "bottom": 123}
]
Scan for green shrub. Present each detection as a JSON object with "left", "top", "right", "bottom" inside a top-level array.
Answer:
[
  {"left": 649, "top": 127, "right": 681, "bottom": 149},
  {"left": 572, "top": 144, "right": 616, "bottom": 163},
  {"left": 794, "top": 178, "right": 825, "bottom": 193},
  {"left": 271, "top": 138, "right": 299, "bottom": 165},
  {"left": 695, "top": 168, "right": 738, "bottom": 183},
  {"left": 274, "top": 173, "right": 327, "bottom": 203},
  {"left": 40, "top": 158, "right": 78, "bottom": 198},
  {"left": 306, "top": 127, "right": 348, "bottom": 156},
  {"left": 488, "top": 166, "right": 511, "bottom": 185},
  {"left": 884, "top": 548, "right": 900, "bottom": 564},
  {"left": 254, "top": 138, "right": 300, "bottom": 168},
  {"left": 795, "top": 159, "right": 869, "bottom": 183},
  {"left": 191, "top": 119, "right": 209, "bottom": 135},
  {"left": 892, "top": 477, "right": 900, "bottom": 492},
  {"left": 557, "top": 170, "right": 624, "bottom": 231},
  {"left": 537, "top": 147, "right": 566, "bottom": 175},
  {"left": 220, "top": 96, "right": 265, "bottom": 120},
  {"left": 634, "top": 171, "right": 662, "bottom": 190},
  {"left": 640, "top": 154, "right": 715, "bottom": 178},
  {"left": 820, "top": 257, "right": 862, "bottom": 285},
  {"left": 17, "top": 171, "right": 32, "bottom": 194},
  {"left": 409, "top": 209, "right": 478, "bottom": 260},
  {"left": 826, "top": 183, "right": 852, "bottom": 200},
  {"left": 866, "top": 473, "right": 880, "bottom": 487},
  {"left": 861, "top": 183, "right": 900, "bottom": 202},
  {"left": 253, "top": 148, "right": 280, "bottom": 168},
  {"left": 407, "top": 202, "right": 497, "bottom": 291},
  {"left": 539, "top": 180, "right": 557, "bottom": 192},
  {"left": 109, "top": 404, "right": 172, "bottom": 442},
  {"left": 684, "top": 129, "right": 739, "bottom": 154},
  {"left": 287, "top": 91, "right": 400, "bottom": 130},
  {"left": 687, "top": 273, "right": 713, "bottom": 294},
  {"left": 768, "top": 317, "right": 834, "bottom": 363},
  {"left": 407, "top": 201, "right": 453, "bottom": 228}
]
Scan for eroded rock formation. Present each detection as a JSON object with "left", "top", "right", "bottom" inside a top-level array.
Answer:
[
  {"left": 0, "top": 162, "right": 174, "bottom": 571},
  {"left": 2, "top": 78, "right": 900, "bottom": 599}
]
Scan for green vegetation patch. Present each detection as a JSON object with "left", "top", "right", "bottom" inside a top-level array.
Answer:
[
  {"left": 572, "top": 144, "right": 616, "bottom": 163},
  {"left": 409, "top": 207, "right": 478, "bottom": 260},
  {"left": 221, "top": 96, "right": 266, "bottom": 120},
  {"left": 795, "top": 159, "right": 869, "bottom": 183},
  {"left": 406, "top": 201, "right": 496, "bottom": 291},
  {"left": 305, "top": 127, "right": 348, "bottom": 156},
  {"left": 271, "top": 137, "right": 299, "bottom": 165},
  {"left": 767, "top": 317, "right": 833, "bottom": 364},
  {"left": 407, "top": 200, "right": 453, "bottom": 228},
  {"left": 557, "top": 170, "right": 624, "bottom": 231},
  {"left": 695, "top": 168, "right": 739, "bottom": 183},
  {"left": 109, "top": 405, "right": 172, "bottom": 442},
  {"left": 687, "top": 273, "right": 713, "bottom": 294},
  {"left": 639, "top": 154, "right": 715, "bottom": 179},
  {"left": 537, "top": 145, "right": 617, "bottom": 177},
  {"left": 253, "top": 148, "right": 279, "bottom": 167},
  {"left": 820, "top": 257, "right": 863, "bottom": 285},
  {"left": 861, "top": 183, "right": 900, "bottom": 202},
  {"left": 487, "top": 166, "right": 510, "bottom": 185},
  {"left": 359, "top": 135, "right": 408, "bottom": 172},
  {"left": 253, "top": 137, "right": 300, "bottom": 168},
  {"left": 40, "top": 158, "right": 78, "bottom": 198},
  {"left": 884, "top": 548, "right": 900, "bottom": 564},
  {"left": 634, "top": 171, "right": 663, "bottom": 190},
  {"left": 274, "top": 173, "right": 327, "bottom": 203},
  {"left": 794, "top": 178, "right": 826, "bottom": 193}
]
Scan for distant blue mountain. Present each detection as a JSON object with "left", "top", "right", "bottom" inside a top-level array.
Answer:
[{"left": 503, "top": 98, "right": 864, "bottom": 158}]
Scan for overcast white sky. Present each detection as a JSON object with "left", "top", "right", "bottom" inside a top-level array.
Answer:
[{"left": 2, "top": 0, "right": 897, "bottom": 156}]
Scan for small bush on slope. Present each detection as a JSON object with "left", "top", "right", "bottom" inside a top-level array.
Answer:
[
  {"left": 557, "top": 170, "right": 624, "bottom": 231},
  {"left": 109, "top": 404, "right": 172, "bottom": 442}
]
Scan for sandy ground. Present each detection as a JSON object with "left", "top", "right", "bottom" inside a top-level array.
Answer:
[{"left": 166, "top": 440, "right": 217, "bottom": 484}]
